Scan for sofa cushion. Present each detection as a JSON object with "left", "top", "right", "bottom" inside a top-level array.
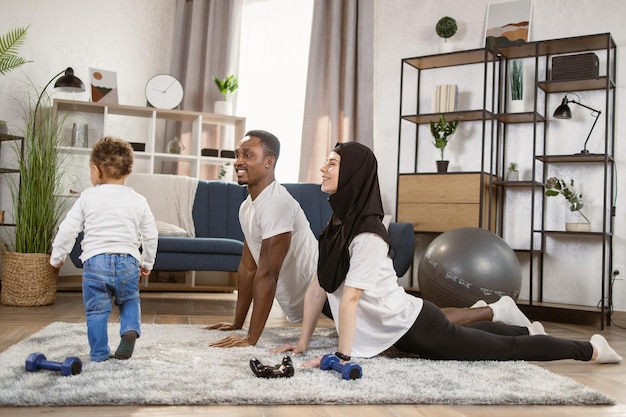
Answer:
[{"left": 157, "top": 236, "right": 243, "bottom": 255}]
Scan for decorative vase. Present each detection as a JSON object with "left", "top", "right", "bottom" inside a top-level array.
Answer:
[
  {"left": 508, "top": 100, "right": 524, "bottom": 113},
  {"left": 436, "top": 160, "right": 449, "bottom": 173},
  {"left": 565, "top": 201, "right": 591, "bottom": 232},
  {"left": 71, "top": 122, "right": 88, "bottom": 147},
  {"left": 214, "top": 101, "right": 233, "bottom": 116},
  {"left": 167, "top": 136, "right": 185, "bottom": 154},
  {"left": 506, "top": 170, "right": 519, "bottom": 181}
]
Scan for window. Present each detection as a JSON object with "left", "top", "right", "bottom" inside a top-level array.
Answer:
[{"left": 238, "top": 0, "right": 314, "bottom": 182}]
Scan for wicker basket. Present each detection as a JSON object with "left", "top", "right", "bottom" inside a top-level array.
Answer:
[{"left": 1, "top": 251, "right": 59, "bottom": 306}]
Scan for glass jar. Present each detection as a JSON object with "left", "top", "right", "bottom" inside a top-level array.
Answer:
[
  {"left": 565, "top": 200, "right": 591, "bottom": 232},
  {"left": 167, "top": 137, "right": 185, "bottom": 154}
]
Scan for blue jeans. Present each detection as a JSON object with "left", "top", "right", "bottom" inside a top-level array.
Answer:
[{"left": 82, "top": 253, "right": 141, "bottom": 362}]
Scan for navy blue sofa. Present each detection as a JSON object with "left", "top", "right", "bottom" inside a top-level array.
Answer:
[{"left": 70, "top": 181, "right": 414, "bottom": 278}]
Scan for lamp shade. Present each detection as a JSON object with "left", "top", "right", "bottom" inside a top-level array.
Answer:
[
  {"left": 553, "top": 97, "right": 572, "bottom": 119},
  {"left": 53, "top": 67, "right": 85, "bottom": 92}
]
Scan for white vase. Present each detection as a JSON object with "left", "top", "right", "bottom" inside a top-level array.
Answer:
[
  {"left": 214, "top": 101, "right": 233, "bottom": 116},
  {"left": 439, "top": 41, "right": 454, "bottom": 53},
  {"left": 508, "top": 100, "right": 524, "bottom": 113},
  {"left": 506, "top": 171, "right": 519, "bottom": 181}
]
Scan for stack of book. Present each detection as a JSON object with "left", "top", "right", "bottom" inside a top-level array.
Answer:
[{"left": 432, "top": 84, "right": 458, "bottom": 113}]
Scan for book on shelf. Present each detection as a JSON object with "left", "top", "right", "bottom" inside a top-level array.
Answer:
[{"left": 432, "top": 84, "right": 458, "bottom": 113}]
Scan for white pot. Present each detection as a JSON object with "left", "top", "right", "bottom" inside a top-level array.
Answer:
[
  {"left": 214, "top": 101, "right": 233, "bottom": 116},
  {"left": 508, "top": 100, "right": 525, "bottom": 113},
  {"left": 506, "top": 171, "right": 519, "bottom": 181}
]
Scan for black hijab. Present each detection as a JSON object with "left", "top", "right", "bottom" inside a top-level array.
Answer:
[{"left": 318, "top": 142, "right": 390, "bottom": 293}]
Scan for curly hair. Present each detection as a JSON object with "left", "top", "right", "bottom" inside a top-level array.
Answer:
[{"left": 90, "top": 136, "right": 134, "bottom": 179}]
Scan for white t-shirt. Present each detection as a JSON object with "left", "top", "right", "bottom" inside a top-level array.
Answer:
[
  {"left": 50, "top": 184, "right": 159, "bottom": 270},
  {"left": 326, "top": 232, "right": 423, "bottom": 358},
  {"left": 239, "top": 180, "right": 318, "bottom": 323}
]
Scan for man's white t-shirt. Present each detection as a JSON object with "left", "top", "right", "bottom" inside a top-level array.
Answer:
[
  {"left": 326, "top": 232, "right": 423, "bottom": 358},
  {"left": 239, "top": 180, "right": 318, "bottom": 322}
]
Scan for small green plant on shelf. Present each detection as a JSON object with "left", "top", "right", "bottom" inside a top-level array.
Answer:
[
  {"left": 508, "top": 162, "right": 518, "bottom": 172},
  {"left": 545, "top": 177, "right": 590, "bottom": 224},
  {"left": 430, "top": 114, "right": 459, "bottom": 161},
  {"left": 213, "top": 74, "right": 239, "bottom": 101},
  {"left": 435, "top": 16, "right": 457, "bottom": 42}
]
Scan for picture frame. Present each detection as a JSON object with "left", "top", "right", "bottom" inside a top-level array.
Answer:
[
  {"left": 484, "top": 0, "right": 532, "bottom": 50},
  {"left": 89, "top": 67, "right": 118, "bottom": 104}
]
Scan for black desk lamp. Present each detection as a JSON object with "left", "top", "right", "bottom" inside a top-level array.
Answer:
[{"left": 553, "top": 93, "right": 601, "bottom": 154}]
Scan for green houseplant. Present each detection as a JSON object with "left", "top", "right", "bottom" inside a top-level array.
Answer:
[
  {"left": 435, "top": 16, "right": 457, "bottom": 43},
  {"left": 213, "top": 74, "right": 239, "bottom": 101},
  {"left": 545, "top": 177, "right": 591, "bottom": 231},
  {"left": 1, "top": 89, "right": 71, "bottom": 306},
  {"left": 430, "top": 114, "right": 459, "bottom": 172},
  {"left": 212, "top": 74, "right": 239, "bottom": 115},
  {"left": 506, "top": 161, "right": 519, "bottom": 181}
]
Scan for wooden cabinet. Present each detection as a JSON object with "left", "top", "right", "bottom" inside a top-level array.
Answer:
[{"left": 397, "top": 173, "right": 495, "bottom": 233}]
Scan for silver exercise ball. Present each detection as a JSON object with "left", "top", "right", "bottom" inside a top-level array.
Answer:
[{"left": 417, "top": 227, "right": 522, "bottom": 308}]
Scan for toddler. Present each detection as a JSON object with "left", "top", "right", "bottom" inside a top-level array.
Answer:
[{"left": 51, "top": 136, "right": 158, "bottom": 362}]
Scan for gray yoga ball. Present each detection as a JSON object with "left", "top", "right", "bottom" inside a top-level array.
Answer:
[{"left": 418, "top": 227, "right": 522, "bottom": 308}]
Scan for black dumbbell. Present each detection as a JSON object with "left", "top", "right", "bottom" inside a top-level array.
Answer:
[
  {"left": 25, "top": 353, "right": 82, "bottom": 376},
  {"left": 320, "top": 353, "right": 362, "bottom": 380},
  {"left": 249, "top": 355, "right": 294, "bottom": 378}
]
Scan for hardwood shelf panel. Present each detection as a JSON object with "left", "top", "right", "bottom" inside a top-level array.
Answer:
[
  {"left": 495, "top": 112, "right": 545, "bottom": 123},
  {"left": 0, "top": 133, "right": 23, "bottom": 142},
  {"left": 403, "top": 48, "right": 494, "bottom": 70},
  {"left": 542, "top": 229, "right": 611, "bottom": 237},
  {"left": 492, "top": 180, "right": 543, "bottom": 187},
  {"left": 402, "top": 110, "right": 493, "bottom": 124},
  {"left": 53, "top": 98, "right": 246, "bottom": 126},
  {"left": 536, "top": 153, "right": 613, "bottom": 163},
  {"left": 496, "top": 33, "right": 615, "bottom": 59},
  {"left": 0, "top": 168, "right": 18, "bottom": 174},
  {"left": 537, "top": 76, "right": 615, "bottom": 93}
]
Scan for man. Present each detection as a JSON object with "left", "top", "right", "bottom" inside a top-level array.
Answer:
[
  {"left": 209, "top": 130, "right": 539, "bottom": 348},
  {"left": 208, "top": 130, "right": 318, "bottom": 347}
]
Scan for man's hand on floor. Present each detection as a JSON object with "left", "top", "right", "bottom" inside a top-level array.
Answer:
[{"left": 210, "top": 335, "right": 253, "bottom": 348}]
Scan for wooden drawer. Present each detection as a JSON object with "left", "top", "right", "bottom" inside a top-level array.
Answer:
[{"left": 397, "top": 173, "right": 495, "bottom": 232}]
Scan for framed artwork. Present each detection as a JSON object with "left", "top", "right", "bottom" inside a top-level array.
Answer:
[
  {"left": 89, "top": 68, "right": 118, "bottom": 104},
  {"left": 484, "top": 0, "right": 532, "bottom": 50}
]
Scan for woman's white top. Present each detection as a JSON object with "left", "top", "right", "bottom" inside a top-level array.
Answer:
[{"left": 326, "top": 232, "right": 422, "bottom": 358}]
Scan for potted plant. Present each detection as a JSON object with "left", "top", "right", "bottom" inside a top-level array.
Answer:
[
  {"left": 506, "top": 162, "right": 519, "bottom": 181},
  {"left": 1, "top": 90, "right": 71, "bottom": 306},
  {"left": 509, "top": 59, "right": 524, "bottom": 112},
  {"left": 430, "top": 114, "right": 458, "bottom": 173},
  {"left": 545, "top": 177, "right": 591, "bottom": 232},
  {"left": 435, "top": 16, "right": 457, "bottom": 52},
  {"left": 212, "top": 74, "right": 239, "bottom": 116}
]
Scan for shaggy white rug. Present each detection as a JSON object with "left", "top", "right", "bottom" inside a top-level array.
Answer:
[{"left": 0, "top": 322, "right": 614, "bottom": 406}]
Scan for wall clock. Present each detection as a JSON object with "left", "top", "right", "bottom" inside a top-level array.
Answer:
[{"left": 145, "top": 74, "right": 184, "bottom": 109}]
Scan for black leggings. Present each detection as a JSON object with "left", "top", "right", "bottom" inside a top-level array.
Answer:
[{"left": 393, "top": 300, "right": 593, "bottom": 362}]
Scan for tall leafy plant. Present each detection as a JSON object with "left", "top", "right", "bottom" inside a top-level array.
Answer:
[
  {"left": 0, "top": 26, "right": 30, "bottom": 76},
  {"left": 8, "top": 90, "right": 70, "bottom": 253}
]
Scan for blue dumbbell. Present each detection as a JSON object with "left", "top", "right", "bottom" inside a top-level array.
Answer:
[
  {"left": 320, "top": 353, "right": 362, "bottom": 380},
  {"left": 25, "top": 353, "right": 82, "bottom": 376}
]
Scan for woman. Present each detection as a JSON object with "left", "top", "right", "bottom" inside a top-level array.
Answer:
[{"left": 272, "top": 142, "right": 621, "bottom": 367}]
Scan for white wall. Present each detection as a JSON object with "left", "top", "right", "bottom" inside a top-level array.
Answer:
[
  {"left": 0, "top": 0, "right": 176, "bottom": 122},
  {"left": 375, "top": 0, "right": 626, "bottom": 311}
]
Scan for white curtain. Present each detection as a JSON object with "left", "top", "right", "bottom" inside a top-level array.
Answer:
[
  {"left": 165, "top": 0, "right": 243, "bottom": 177},
  {"left": 298, "top": 0, "right": 374, "bottom": 183}
]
